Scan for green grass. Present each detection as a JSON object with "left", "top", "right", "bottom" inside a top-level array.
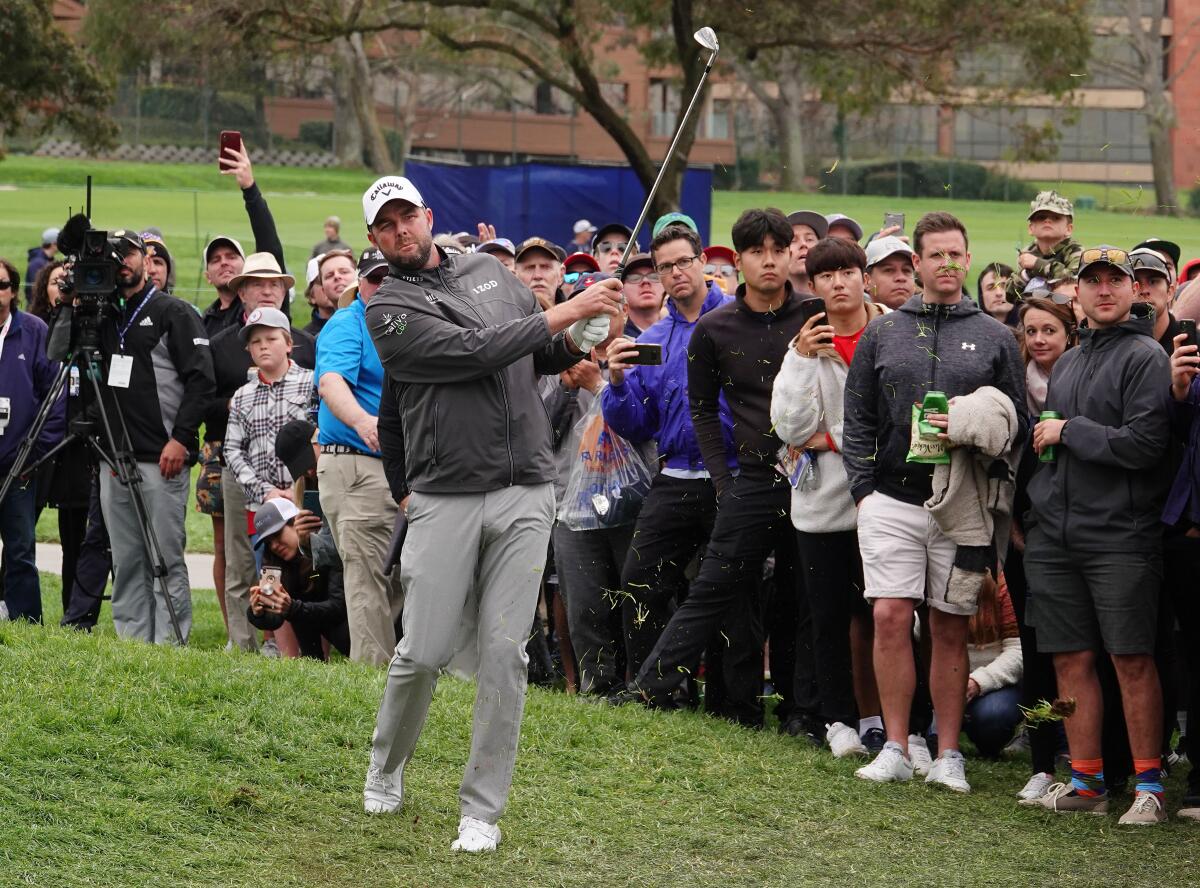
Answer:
[
  {"left": 36, "top": 463, "right": 214, "bottom": 554},
  {"left": 4, "top": 575, "right": 1200, "bottom": 886}
]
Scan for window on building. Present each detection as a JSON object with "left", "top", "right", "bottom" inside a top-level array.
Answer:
[
  {"left": 704, "top": 99, "right": 731, "bottom": 140},
  {"left": 649, "top": 78, "right": 681, "bottom": 137},
  {"left": 600, "top": 82, "right": 629, "bottom": 111}
]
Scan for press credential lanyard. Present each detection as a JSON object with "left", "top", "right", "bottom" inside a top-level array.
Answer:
[{"left": 109, "top": 286, "right": 156, "bottom": 389}]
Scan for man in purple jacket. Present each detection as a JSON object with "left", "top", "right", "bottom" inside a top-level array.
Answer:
[
  {"left": 601, "top": 225, "right": 741, "bottom": 705},
  {"left": 0, "top": 258, "right": 64, "bottom": 622}
]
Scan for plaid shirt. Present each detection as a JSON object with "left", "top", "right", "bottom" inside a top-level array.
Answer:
[{"left": 225, "top": 362, "right": 316, "bottom": 506}]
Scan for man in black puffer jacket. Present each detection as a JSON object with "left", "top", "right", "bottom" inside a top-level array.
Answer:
[
  {"left": 357, "top": 175, "right": 622, "bottom": 852},
  {"left": 1025, "top": 246, "right": 1172, "bottom": 825}
]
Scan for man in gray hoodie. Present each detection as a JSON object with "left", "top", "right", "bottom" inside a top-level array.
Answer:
[
  {"left": 842, "top": 212, "right": 1026, "bottom": 793},
  {"left": 1025, "top": 246, "right": 1172, "bottom": 825}
]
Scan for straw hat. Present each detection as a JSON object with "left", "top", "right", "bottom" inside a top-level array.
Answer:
[{"left": 229, "top": 252, "right": 295, "bottom": 292}]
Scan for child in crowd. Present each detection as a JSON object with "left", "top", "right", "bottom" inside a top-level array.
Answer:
[
  {"left": 1005, "top": 191, "right": 1083, "bottom": 304},
  {"left": 223, "top": 307, "right": 317, "bottom": 547}
]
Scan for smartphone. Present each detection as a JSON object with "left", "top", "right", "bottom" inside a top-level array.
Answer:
[
  {"left": 219, "top": 130, "right": 243, "bottom": 170},
  {"left": 799, "top": 297, "right": 827, "bottom": 325},
  {"left": 302, "top": 489, "right": 324, "bottom": 522},
  {"left": 625, "top": 342, "right": 663, "bottom": 365},
  {"left": 260, "top": 566, "right": 281, "bottom": 597},
  {"left": 884, "top": 211, "right": 905, "bottom": 234},
  {"left": 1181, "top": 319, "right": 1198, "bottom": 350}
]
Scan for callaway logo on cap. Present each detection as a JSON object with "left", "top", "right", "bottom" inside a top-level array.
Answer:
[{"left": 363, "top": 176, "right": 426, "bottom": 226}]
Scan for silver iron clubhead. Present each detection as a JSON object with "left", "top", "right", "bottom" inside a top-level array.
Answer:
[{"left": 693, "top": 26, "right": 719, "bottom": 54}]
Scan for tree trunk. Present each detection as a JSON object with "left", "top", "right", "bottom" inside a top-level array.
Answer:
[
  {"left": 348, "top": 32, "right": 392, "bottom": 173},
  {"left": 1144, "top": 93, "right": 1179, "bottom": 216},
  {"left": 332, "top": 38, "right": 362, "bottom": 165},
  {"left": 775, "top": 80, "right": 807, "bottom": 192}
]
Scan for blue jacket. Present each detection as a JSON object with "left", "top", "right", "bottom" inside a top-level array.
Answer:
[
  {"left": 0, "top": 309, "right": 65, "bottom": 474},
  {"left": 25, "top": 246, "right": 51, "bottom": 303},
  {"left": 601, "top": 282, "right": 737, "bottom": 472}
]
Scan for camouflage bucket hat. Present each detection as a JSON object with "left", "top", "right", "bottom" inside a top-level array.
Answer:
[{"left": 1028, "top": 190, "right": 1074, "bottom": 220}]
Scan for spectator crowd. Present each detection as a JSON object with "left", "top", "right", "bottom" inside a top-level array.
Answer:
[{"left": 3, "top": 141, "right": 1200, "bottom": 848}]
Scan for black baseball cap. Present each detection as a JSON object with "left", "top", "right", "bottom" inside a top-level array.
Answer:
[
  {"left": 109, "top": 229, "right": 145, "bottom": 254},
  {"left": 591, "top": 223, "right": 636, "bottom": 254},
  {"left": 275, "top": 419, "right": 317, "bottom": 480},
  {"left": 357, "top": 248, "right": 387, "bottom": 277},
  {"left": 1131, "top": 238, "right": 1181, "bottom": 269}
]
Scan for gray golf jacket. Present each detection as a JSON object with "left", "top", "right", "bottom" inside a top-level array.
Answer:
[
  {"left": 1027, "top": 303, "right": 1171, "bottom": 551},
  {"left": 366, "top": 247, "right": 582, "bottom": 494}
]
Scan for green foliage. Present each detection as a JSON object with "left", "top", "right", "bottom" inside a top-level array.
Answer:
[
  {"left": 299, "top": 121, "right": 335, "bottom": 152},
  {"left": 818, "top": 159, "right": 1037, "bottom": 203},
  {"left": 137, "top": 86, "right": 260, "bottom": 131},
  {"left": 0, "top": 0, "right": 117, "bottom": 156},
  {"left": 1188, "top": 187, "right": 1200, "bottom": 218}
]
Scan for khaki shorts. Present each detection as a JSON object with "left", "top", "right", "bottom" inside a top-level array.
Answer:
[
  {"left": 856, "top": 492, "right": 974, "bottom": 615},
  {"left": 194, "top": 441, "right": 224, "bottom": 517}
]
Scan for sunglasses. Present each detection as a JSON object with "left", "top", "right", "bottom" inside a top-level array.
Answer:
[
  {"left": 704, "top": 263, "right": 736, "bottom": 276},
  {"left": 596, "top": 241, "right": 628, "bottom": 254},
  {"left": 624, "top": 272, "right": 660, "bottom": 285},
  {"left": 564, "top": 271, "right": 582, "bottom": 285},
  {"left": 1080, "top": 247, "right": 1129, "bottom": 266},
  {"left": 1025, "top": 288, "right": 1074, "bottom": 306},
  {"left": 0, "top": 280, "right": 12, "bottom": 291}
]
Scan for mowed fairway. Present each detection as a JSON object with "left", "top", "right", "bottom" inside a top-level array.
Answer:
[{"left": 1, "top": 577, "right": 1199, "bottom": 887}]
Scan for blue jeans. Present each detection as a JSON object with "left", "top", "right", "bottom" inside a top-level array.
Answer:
[
  {"left": 1, "top": 477, "right": 41, "bottom": 623},
  {"left": 964, "top": 685, "right": 1023, "bottom": 757}
]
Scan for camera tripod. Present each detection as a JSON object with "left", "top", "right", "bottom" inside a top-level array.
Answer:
[{"left": 0, "top": 314, "right": 186, "bottom": 645}]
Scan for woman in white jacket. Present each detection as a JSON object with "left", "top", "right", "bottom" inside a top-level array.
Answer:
[{"left": 770, "top": 238, "right": 888, "bottom": 760}]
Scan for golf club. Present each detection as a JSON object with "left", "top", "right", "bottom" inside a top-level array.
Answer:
[{"left": 618, "top": 26, "right": 720, "bottom": 271}]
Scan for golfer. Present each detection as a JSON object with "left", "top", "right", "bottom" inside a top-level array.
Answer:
[{"left": 358, "top": 175, "right": 619, "bottom": 852}]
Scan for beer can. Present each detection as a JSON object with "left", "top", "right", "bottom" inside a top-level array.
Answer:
[{"left": 1039, "top": 410, "right": 1062, "bottom": 462}]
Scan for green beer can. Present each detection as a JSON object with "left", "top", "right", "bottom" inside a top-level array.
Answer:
[{"left": 1039, "top": 410, "right": 1062, "bottom": 462}]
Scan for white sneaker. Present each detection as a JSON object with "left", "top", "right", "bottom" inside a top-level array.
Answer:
[
  {"left": 451, "top": 815, "right": 501, "bottom": 852},
  {"left": 908, "top": 734, "right": 933, "bottom": 777},
  {"left": 260, "top": 638, "right": 281, "bottom": 658},
  {"left": 855, "top": 741, "right": 913, "bottom": 783},
  {"left": 926, "top": 749, "right": 971, "bottom": 793},
  {"left": 363, "top": 764, "right": 403, "bottom": 814},
  {"left": 826, "top": 722, "right": 869, "bottom": 759},
  {"left": 1017, "top": 772, "right": 1055, "bottom": 804},
  {"left": 1118, "top": 791, "right": 1166, "bottom": 826}
]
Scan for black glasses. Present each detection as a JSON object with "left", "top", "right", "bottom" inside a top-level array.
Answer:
[
  {"left": 655, "top": 256, "right": 699, "bottom": 276},
  {"left": 0, "top": 280, "right": 12, "bottom": 291},
  {"left": 596, "top": 241, "right": 628, "bottom": 254},
  {"left": 624, "top": 272, "right": 660, "bottom": 285}
]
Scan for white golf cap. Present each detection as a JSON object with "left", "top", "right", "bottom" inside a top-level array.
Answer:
[
  {"left": 306, "top": 256, "right": 321, "bottom": 287},
  {"left": 573, "top": 219, "right": 597, "bottom": 235},
  {"left": 363, "top": 176, "right": 426, "bottom": 226},
  {"left": 42, "top": 227, "right": 60, "bottom": 245},
  {"left": 865, "top": 235, "right": 915, "bottom": 269}
]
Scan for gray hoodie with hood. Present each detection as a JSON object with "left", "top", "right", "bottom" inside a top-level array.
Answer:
[
  {"left": 1026, "top": 302, "right": 1171, "bottom": 551},
  {"left": 842, "top": 293, "right": 1027, "bottom": 507}
]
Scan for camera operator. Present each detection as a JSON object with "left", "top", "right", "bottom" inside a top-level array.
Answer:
[
  {"left": 0, "top": 257, "right": 64, "bottom": 623},
  {"left": 246, "top": 498, "right": 350, "bottom": 660},
  {"left": 95, "top": 230, "right": 215, "bottom": 644}
]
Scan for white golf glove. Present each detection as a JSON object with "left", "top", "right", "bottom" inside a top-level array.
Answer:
[{"left": 567, "top": 314, "right": 612, "bottom": 354}]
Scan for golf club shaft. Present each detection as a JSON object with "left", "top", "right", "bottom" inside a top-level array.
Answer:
[{"left": 619, "top": 50, "right": 718, "bottom": 269}]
